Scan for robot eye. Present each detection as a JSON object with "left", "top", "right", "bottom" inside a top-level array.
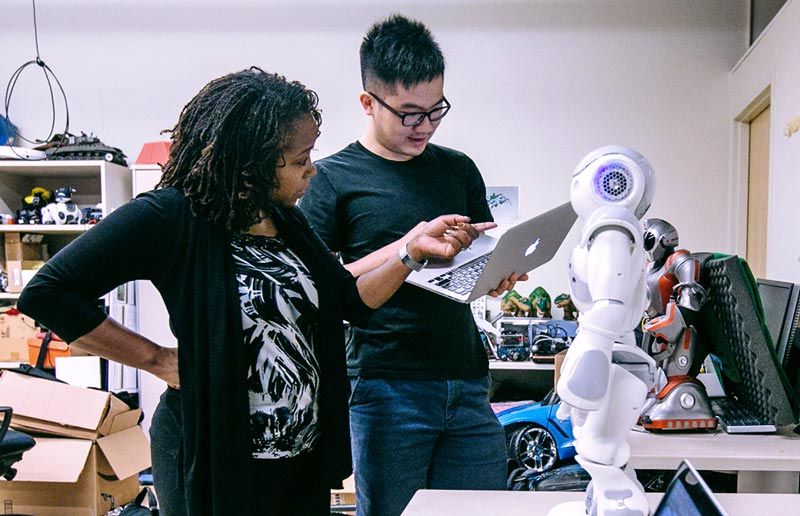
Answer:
[
  {"left": 643, "top": 231, "right": 656, "bottom": 251},
  {"left": 593, "top": 161, "right": 633, "bottom": 202}
]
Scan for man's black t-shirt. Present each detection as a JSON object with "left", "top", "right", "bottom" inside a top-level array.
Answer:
[{"left": 299, "top": 141, "right": 493, "bottom": 380}]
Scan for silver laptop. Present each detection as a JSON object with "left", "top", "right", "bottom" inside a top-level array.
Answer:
[
  {"left": 405, "top": 202, "right": 577, "bottom": 303},
  {"left": 653, "top": 460, "right": 727, "bottom": 515}
]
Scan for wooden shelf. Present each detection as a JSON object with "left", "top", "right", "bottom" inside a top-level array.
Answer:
[{"left": 0, "top": 160, "right": 129, "bottom": 177}]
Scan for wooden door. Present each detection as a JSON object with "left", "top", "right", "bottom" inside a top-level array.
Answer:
[{"left": 746, "top": 105, "right": 770, "bottom": 278}]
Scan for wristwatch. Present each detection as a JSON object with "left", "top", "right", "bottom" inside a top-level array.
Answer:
[{"left": 398, "top": 243, "right": 428, "bottom": 272}]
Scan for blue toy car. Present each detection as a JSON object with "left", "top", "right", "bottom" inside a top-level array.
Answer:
[{"left": 495, "top": 390, "right": 576, "bottom": 473}]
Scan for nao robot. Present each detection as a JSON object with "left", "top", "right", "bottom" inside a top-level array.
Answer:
[
  {"left": 553, "top": 146, "right": 658, "bottom": 516},
  {"left": 639, "top": 219, "right": 716, "bottom": 431}
]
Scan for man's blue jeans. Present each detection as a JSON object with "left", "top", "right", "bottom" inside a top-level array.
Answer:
[{"left": 349, "top": 376, "right": 507, "bottom": 516}]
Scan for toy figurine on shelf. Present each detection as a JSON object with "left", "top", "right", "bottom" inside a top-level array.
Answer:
[
  {"left": 81, "top": 203, "right": 103, "bottom": 224},
  {"left": 529, "top": 286, "right": 552, "bottom": 318},
  {"left": 554, "top": 293, "right": 579, "bottom": 321},
  {"left": 16, "top": 187, "right": 51, "bottom": 224},
  {"left": 639, "top": 218, "right": 717, "bottom": 431},
  {"left": 42, "top": 187, "right": 81, "bottom": 225},
  {"left": 501, "top": 290, "right": 531, "bottom": 317}
]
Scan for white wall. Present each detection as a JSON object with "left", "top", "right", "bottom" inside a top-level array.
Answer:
[
  {"left": 730, "top": 0, "right": 800, "bottom": 284},
  {"left": 1, "top": 0, "right": 747, "bottom": 299}
]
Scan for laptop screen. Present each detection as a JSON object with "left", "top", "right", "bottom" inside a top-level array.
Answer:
[{"left": 653, "top": 460, "right": 727, "bottom": 516}]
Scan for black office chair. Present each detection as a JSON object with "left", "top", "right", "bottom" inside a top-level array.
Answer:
[{"left": 0, "top": 406, "right": 35, "bottom": 481}]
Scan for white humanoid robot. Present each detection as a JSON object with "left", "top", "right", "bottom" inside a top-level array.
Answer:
[{"left": 552, "top": 146, "right": 658, "bottom": 516}]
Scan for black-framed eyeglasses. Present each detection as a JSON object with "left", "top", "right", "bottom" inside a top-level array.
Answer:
[{"left": 368, "top": 92, "right": 451, "bottom": 127}]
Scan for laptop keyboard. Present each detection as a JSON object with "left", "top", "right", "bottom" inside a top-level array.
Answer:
[
  {"left": 711, "top": 398, "right": 776, "bottom": 433},
  {"left": 428, "top": 253, "right": 492, "bottom": 296}
]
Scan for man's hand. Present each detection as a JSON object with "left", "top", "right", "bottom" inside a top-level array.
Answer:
[
  {"left": 406, "top": 215, "right": 495, "bottom": 261},
  {"left": 405, "top": 215, "right": 528, "bottom": 297},
  {"left": 487, "top": 272, "right": 529, "bottom": 298},
  {"left": 154, "top": 346, "right": 180, "bottom": 389},
  {"left": 399, "top": 221, "right": 428, "bottom": 246}
]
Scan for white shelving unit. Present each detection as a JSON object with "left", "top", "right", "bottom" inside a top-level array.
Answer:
[
  {"left": 0, "top": 159, "right": 131, "bottom": 265},
  {"left": 488, "top": 317, "right": 573, "bottom": 398},
  {"left": 0, "top": 160, "right": 131, "bottom": 217},
  {"left": 0, "top": 159, "right": 134, "bottom": 391}
]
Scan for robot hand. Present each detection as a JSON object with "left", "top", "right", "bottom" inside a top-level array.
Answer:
[
  {"left": 643, "top": 299, "right": 687, "bottom": 344},
  {"left": 556, "top": 395, "right": 588, "bottom": 428}
]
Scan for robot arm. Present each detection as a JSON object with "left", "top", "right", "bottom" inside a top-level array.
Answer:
[
  {"left": 643, "top": 250, "right": 707, "bottom": 345},
  {"left": 670, "top": 251, "right": 708, "bottom": 325},
  {"left": 643, "top": 301, "right": 688, "bottom": 345}
]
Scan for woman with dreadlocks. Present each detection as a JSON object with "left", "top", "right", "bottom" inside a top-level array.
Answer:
[{"left": 18, "top": 67, "right": 497, "bottom": 516}]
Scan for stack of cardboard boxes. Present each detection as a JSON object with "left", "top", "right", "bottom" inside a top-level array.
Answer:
[
  {"left": 0, "top": 312, "right": 38, "bottom": 363},
  {"left": 2, "top": 232, "right": 47, "bottom": 294},
  {"left": 0, "top": 371, "right": 151, "bottom": 515},
  {"left": 330, "top": 474, "right": 356, "bottom": 514}
]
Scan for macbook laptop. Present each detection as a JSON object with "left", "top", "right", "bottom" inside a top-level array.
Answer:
[
  {"left": 405, "top": 202, "right": 577, "bottom": 303},
  {"left": 653, "top": 460, "right": 727, "bottom": 516}
]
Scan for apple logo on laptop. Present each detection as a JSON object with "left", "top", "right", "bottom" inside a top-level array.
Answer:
[{"left": 525, "top": 238, "right": 541, "bottom": 257}]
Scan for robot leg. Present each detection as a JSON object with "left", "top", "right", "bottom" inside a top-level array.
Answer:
[
  {"left": 640, "top": 327, "right": 717, "bottom": 431},
  {"left": 550, "top": 363, "right": 649, "bottom": 516},
  {"left": 579, "top": 364, "right": 649, "bottom": 516}
]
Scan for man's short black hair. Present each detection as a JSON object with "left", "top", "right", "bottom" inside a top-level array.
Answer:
[{"left": 360, "top": 14, "right": 445, "bottom": 93}]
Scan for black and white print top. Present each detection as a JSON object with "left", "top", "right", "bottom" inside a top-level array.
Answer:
[{"left": 231, "top": 233, "right": 321, "bottom": 459}]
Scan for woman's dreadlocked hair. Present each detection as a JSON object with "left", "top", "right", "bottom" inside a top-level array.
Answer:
[{"left": 157, "top": 67, "right": 322, "bottom": 232}]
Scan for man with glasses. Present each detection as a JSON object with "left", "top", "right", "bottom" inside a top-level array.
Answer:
[{"left": 300, "top": 14, "right": 512, "bottom": 516}]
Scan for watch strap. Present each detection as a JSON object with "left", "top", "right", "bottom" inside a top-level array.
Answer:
[{"left": 398, "top": 243, "right": 428, "bottom": 272}]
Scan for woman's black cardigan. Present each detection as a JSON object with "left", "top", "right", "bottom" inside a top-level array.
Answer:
[{"left": 18, "top": 187, "right": 370, "bottom": 515}]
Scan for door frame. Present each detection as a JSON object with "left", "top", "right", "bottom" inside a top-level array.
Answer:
[{"left": 731, "top": 84, "right": 771, "bottom": 259}]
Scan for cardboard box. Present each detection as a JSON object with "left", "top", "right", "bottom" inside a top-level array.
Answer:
[
  {"left": 0, "top": 337, "right": 27, "bottom": 362},
  {"left": 331, "top": 474, "right": 356, "bottom": 511},
  {"left": 0, "top": 313, "right": 38, "bottom": 362},
  {"left": 21, "top": 261, "right": 45, "bottom": 289},
  {"left": 3, "top": 232, "right": 45, "bottom": 262},
  {"left": 3, "top": 233, "right": 44, "bottom": 293},
  {"left": 4, "top": 260, "right": 23, "bottom": 293},
  {"left": 0, "top": 371, "right": 142, "bottom": 440},
  {"left": 0, "top": 426, "right": 151, "bottom": 515},
  {"left": 0, "top": 313, "right": 37, "bottom": 339}
]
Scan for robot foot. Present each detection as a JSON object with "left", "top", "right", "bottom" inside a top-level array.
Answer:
[
  {"left": 576, "top": 456, "right": 649, "bottom": 516},
  {"left": 640, "top": 377, "right": 717, "bottom": 431}
]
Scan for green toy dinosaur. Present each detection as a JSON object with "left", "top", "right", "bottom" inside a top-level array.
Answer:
[
  {"left": 554, "top": 293, "right": 579, "bottom": 321},
  {"left": 529, "top": 286, "right": 552, "bottom": 319},
  {"left": 501, "top": 290, "right": 531, "bottom": 317}
]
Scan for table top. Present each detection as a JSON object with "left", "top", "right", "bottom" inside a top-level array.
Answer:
[
  {"left": 401, "top": 490, "right": 800, "bottom": 515},
  {"left": 627, "top": 425, "right": 800, "bottom": 471}
]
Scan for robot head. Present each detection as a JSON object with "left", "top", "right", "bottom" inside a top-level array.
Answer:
[
  {"left": 570, "top": 145, "right": 655, "bottom": 220},
  {"left": 54, "top": 187, "right": 76, "bottom": 203},
  {"left": 643, "top": 218, "right": 679, "bottom": 263}
]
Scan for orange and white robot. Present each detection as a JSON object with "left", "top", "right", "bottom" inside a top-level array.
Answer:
[{"left": 639, "top": 218, "right": 717, "bottom": 431}]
